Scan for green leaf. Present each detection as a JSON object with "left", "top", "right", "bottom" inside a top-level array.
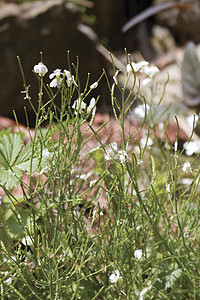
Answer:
[
  {"left": 0, "top": 127, "right": 12, "bottom": 138},
  {"left": 165, "top": 269, "right": 182, "bottom": 289},
  {"left": 182, "top": 42, "right": 200, "bottom": 106},
  {"left": 0, "top": 133, "right": 23, "bottom": 168},
  {"left": 0, "top": 134, "right": 40, "bottom": 188},
  {"left": 5, "top": 206, "right": 32, "bottom": 240},
  {"left": 14, "top": 141, "right": 39, "bottom": 172},
  {"left": 0, "top": 226, "right": 12, "bottom": 249},
  {"left": 0, "top": 196, "right": 34, "bottom": 241},
  {"left": 5, "top": 214, "right": 25, "bottom": 240},
  {"left": 89, "top": 148, "right": 106, "bottom": 175},
  {"left": 0, "top": 167, "right": 22, "bottom": 189}
]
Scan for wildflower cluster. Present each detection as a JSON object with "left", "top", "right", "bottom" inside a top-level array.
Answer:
[
  {"left": 105, "top": 142, "right": 128, "bottom": 164},
  {"left": 33, "top": 61, "right": 97, "bottom": 119},
  {"left": 33, "top": 62, "right": 77, "bottom": 88},
  {"left": 72, "top": 97, "right": 96, "bottom": 116},
  {"left": 49, "top": 69, "right": 78, "bottom": 88},
  {"left": 127, "top": 60, "right": 159, "bottom": 87}
]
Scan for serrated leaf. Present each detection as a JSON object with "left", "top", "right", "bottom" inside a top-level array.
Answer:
[
  {"left": 5, "top": 215, "right": 25, "bottom": 239},
  {"left": 0, "top": 167, "right": 22, "bottom": 189},
  {"left": 181, "top": 42, "right": 200, "bottom": 105},
  {"left": 0, "top": 134, "right": 41, "bottom": 188},
  {"left": 14, "top": 141, "right": 39, "bottom": 172},
  {"left": 165, "top": 269, "right": 182, "bottom": 289},
  {"left": 0, "top": 198, "right": 34, "bottom": 241},
  {"left": 0, "top": 133, "right": 23, "bottom": 168},
  {"left": 0, "top": 127, "right": 12, "bottom": 138}
]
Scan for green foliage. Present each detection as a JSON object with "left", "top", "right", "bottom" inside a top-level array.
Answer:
[
  {"left": 0, "top": 195, "right": 34, "bottom": 249},
  {"left": 0, "top": 134, "right": 39, "bottom": 189},
  {"left": 89, "top": 148, "right": 106, "bottom": 175}
]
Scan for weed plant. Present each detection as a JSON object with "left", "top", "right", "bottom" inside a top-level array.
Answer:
[{"left": 0, "top": 53, "right": 200, "bottom": 299}]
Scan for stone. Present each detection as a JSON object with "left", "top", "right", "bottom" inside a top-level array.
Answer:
[{"left": 0, "top": 0, "right": 103, "bottom": 125}]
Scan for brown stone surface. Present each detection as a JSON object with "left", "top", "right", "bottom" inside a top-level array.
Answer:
[{"left": 0, "top": 0, "right": 103, "bottom": 123}]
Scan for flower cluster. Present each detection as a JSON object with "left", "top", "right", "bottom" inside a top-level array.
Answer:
[
  {"left": 72, "top": 97, "right": 96, "bottom": 116},
  {"left": 127, "top": 60, "right": 159, "bottom": 88},
  {"left": 33, "top": 62, "right": 78, "bottom": 88},
  {"left": 49, "top": 69, "right": 77, "bottom": 88},
  {"left": 105, "top": 142, "right": 128, "bottom": 164}
]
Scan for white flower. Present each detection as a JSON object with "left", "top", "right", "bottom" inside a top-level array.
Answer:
[
  {"left": 49, "top": 69, "right": 62, "bottom": 80},
  {"left": 105, "top": 148, "right": 115, "bottom": 161},
  {"left": 126, "top": 61, "right": 149, "bottom": 73},
  {"left": 111, "top": 142, "right": 118, "bottom": 152},
  {"left": 49, "top": 69, "right": 63, "bottom": 88},
  {"left": 166, "top": 184, "right": 170, "bottom": 193},
  {"left": 186, "top": 114, "right": 199, "bottom": 130},
  {"left": 33, "top": 62, "right": 48, "bottom": 76},
  {"left": 142, "top": 77, "right": 153, "bottom": 88},
  {"left": 26, "top": 251, "right": 33, "bottom": 260},
  {"left": 21, "top": 85, "right": 30, "bottom": 100},
  {"left": 90, "top": 82, "right": 98, "bottom": 89},
  {"left": 72, "top": 98, "right": 86, "bottom": 115},
  {"left": 140, "top": 135, "right": 153, "bottom": 149},
  {"left": 113, "top": 70, "right": 119, "bottom": 84},
  {"left": 134, "top": 104, "right": 150, "bottom": 119},
  {"left": 181, "top": 178, "right": 193, "bottom": 185},
  {"left": 174, "top": 141, "right": 178, "bottom": 152},
  {"left": 79, "top": 172, "right": 92, "bottom": 180},
  {"left": 143, "top": 65, "right": 159, "bottom": 78},
  {"left": 92, "top": 208, "right": 97, "bottom": 220},
  {"left": 136, "top": 61, "right": 149, "bottom": 70},
  {"left": 90, "top": 180, "right": 97, "bottom": 187},
  {"left": 105, "top": 142, "right": 118, "bottom": 160},
  {"left": 134, "top": 249, "right": 143, "bottom": 260},
  {"left": 39, "top": 167, "right": 49, "bottom": 175},
  {"left": 22, "top": 236, "right": 33, "bottom": 246},
  {"left": 87, "top": 97, "right": 96, "bottom": 114},
  {"left": 42, "top": 148, "right": 51, "bottom": 160},
  {"left": 118, "top": 150, "right": 128, "bottom": 163},
  {"left": 4, "top": 271, "right": 12, "bottom": 284},
  {"left": 109, "top": 270, "right": 122, "bottom": 284},
  {"left": 104, "top": 142, "right": 128, "bottom": 163},
  {"left": 126, "top": 61, "right": 159, "bottom": 90},
  {"left": 182, "top": 161, "right": 192, "bottom": 173},
  {"left": 126, "top": 64, "right": 132, "bottom": 73},
  {"left": 139, "top": 281, "right": 152, "bottom": 300},
  {"left": 28, "top": 261, "right": 36, "bottom": 269},
  {"left": 183, "top": 140, "right": 200, "bottom": 156},
  {"left": 64, "top": 70, "right": 77, "bottom": 87}
]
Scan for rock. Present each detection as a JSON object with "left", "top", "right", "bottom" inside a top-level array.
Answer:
[
  {"left": 90, "top": 0, "right": 156, "bottom": 60},
  {"left": 154, "top": 0, "right": 200, "bottom": 45},
  {"left": 0, "top": 0, "right": 103, "bottom": 125}
]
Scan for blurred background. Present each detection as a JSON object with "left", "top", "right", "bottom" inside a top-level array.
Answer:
[{"left": 0, "top": 0, "right": 200, "bottom": 125}]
